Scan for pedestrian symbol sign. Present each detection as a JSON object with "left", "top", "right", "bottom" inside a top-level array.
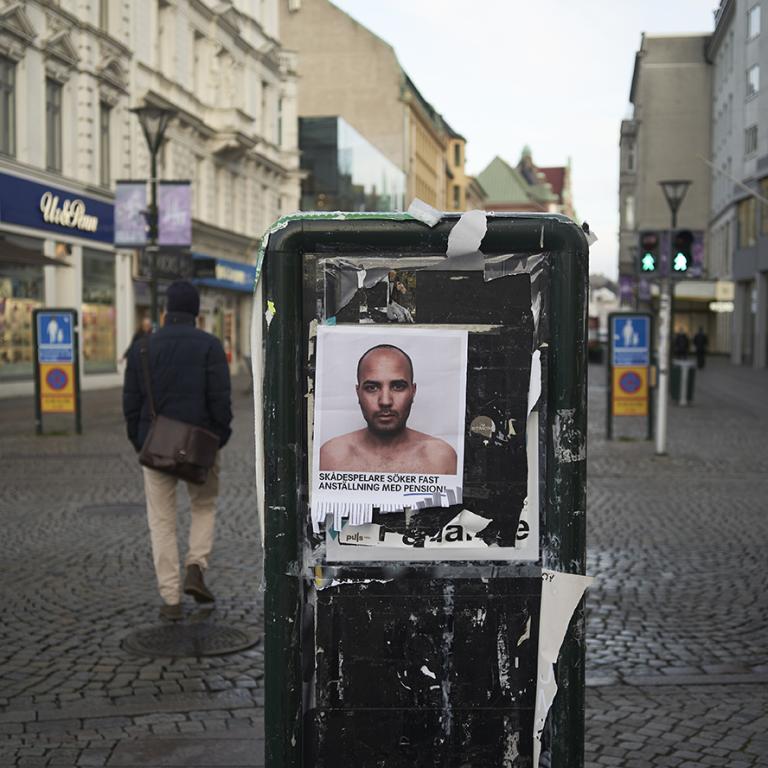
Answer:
[
  {"left": 33, "top": 308, "right": 81, "bottom": 430},
  {"left": 611, "top": 315, "right": 650, "bottom": 367},
  {"left": 36, "top": 312, "right": 74, "bottom": 363}
]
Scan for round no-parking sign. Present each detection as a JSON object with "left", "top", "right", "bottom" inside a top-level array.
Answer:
[
  {"left": 618, "top": 370, "right": 642, "bottom": 394},
  {"left": 45, "top": 367, "right": 69, "bottom": 391}
]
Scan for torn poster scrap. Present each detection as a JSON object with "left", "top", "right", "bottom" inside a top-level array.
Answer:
[
  {"left": 533, "top": 569, "right": 594, "bottom": 768},
  {"left": 311, "top": 326, "right": 468, "bottom": 530}
]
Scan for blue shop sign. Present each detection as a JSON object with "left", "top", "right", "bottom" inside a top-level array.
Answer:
[
  {"left": 192, "top": 254, "right": 257, "bottom": 293},
  {"left": 0, "top": 172, "right": 114, "bottom": 243}
]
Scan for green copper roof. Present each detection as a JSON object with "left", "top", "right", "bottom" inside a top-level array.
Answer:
[{"left": 477, "top": 156, "right": 557, "bottom": 206}]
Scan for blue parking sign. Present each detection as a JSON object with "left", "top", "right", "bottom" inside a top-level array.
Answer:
[
  {"left": 36, "top": 311, "right": 75, "bottom": 363},
  {"left": 611, "top": 315, "right": 650, "bottom": 367}
]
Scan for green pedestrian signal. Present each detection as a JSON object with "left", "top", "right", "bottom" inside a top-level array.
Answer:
[
  {"left": 638, "top": 231, "right": 660, "bottom": 274},
  {"left": 672, "top": 230, "right": 693, "bottom": 275}
]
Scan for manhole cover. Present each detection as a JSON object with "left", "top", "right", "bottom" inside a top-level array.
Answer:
[
  {"left": 123, "top": 623, "right": 260, "bottom": 658},
  {"left": 79, "top": 504, "right": 145, "bottom": 514}
]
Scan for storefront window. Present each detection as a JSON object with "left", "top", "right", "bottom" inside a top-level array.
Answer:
[
  {"left": 0, "top": 236, "right": 45, "bottom": 380},
  {"left": 82, "top": 248, "right": 116, "bottom": 373}
]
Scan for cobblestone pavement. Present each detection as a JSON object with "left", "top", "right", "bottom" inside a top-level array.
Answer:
[
  {"left": 585, "top": 357, "right": 768, "bottom": 767},
  {"left": 1, "top": 357, "right": 767, "bottom": 766},
  {"left": 0, "top": 376, "right": 264, "bottom": 767}
]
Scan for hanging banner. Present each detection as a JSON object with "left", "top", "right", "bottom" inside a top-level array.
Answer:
[
  {"left": 114, "top": 181, "right": 147, "bottom": 247},
  {"left": 158, "top": 181, "right": 192, "bottom": 247}
]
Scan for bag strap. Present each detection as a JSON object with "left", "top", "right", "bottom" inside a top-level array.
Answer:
[{"left": 139, "top": 337, "right": 157, "bottom": 420}]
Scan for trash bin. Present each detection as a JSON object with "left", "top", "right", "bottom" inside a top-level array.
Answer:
[
  {"left": 671, "top": 359, "right": 696, "bottom": 405},
  {"left": 255, "top": 211, "right": 593, "bottom": 767}
]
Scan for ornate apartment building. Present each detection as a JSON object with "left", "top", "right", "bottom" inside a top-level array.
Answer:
[{"left": 0, "top": 0, "right": 299, "bottom": 397}]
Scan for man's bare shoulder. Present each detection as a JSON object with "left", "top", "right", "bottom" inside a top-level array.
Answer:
[
  {"left": 319, "top": 430, "right": 366, "bottom": 470},
  {"left": 409, "top": 430, "right": 458, "bottom": 474}
]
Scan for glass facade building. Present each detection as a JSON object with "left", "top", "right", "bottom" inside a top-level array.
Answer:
[{"left": 299, "top": 117, "right": 405, "bottom": 212}]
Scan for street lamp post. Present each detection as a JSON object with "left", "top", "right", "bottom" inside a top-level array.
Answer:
[
  {"left": 130, "top": 105, "right": 176, "bottom": 328},
  {"left": 656, "top": 180, "right": 691, "bottom": 456}
]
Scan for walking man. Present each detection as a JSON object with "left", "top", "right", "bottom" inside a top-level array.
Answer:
[
  {"left": 693, "top": 327, "right": 708, "bottom": 369},
  {"left": 123, "top": 281, "right": 232, "bottom": 620}
]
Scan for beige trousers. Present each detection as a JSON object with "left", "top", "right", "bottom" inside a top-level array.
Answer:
[{"left": 142, "top": 455, "right": 220, "bottom": 605}]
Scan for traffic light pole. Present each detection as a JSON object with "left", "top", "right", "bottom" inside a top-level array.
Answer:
[{"left": 655, "top": 275, "right": 672, "bottom": 455}]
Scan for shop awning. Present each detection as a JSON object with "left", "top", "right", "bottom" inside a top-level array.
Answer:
[{"left": 0, "top": 239, "right": 71, "bottom": 268}]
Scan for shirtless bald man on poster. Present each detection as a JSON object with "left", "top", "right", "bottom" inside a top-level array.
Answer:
[{"left": 319, "top": 344, "right": 458, "bottom": 474}]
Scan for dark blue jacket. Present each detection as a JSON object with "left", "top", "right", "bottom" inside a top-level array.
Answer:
[{"left": 123, "top": 312, "right": 233, "bottom": 452}]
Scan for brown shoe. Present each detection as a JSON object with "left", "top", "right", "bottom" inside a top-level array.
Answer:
[
  {"left": 184, "top": 564, "right": 215, "bottom": 603},
  {"left": 159, "top": 603, "right": 183, "bottom": 621}
]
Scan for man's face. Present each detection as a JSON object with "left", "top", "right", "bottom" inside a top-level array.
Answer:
[{"left": 356, "top": 349, "right": 416, "bottom": 436}]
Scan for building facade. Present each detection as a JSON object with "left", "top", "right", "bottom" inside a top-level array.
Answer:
[
  {"left": 279, "top": 0, "right": 469, "bottom": 212},
  {"left": 618, "top": 34, "right": 732, "bottom": 353},
  {"left": 0, "top": 0, "right": 299, "bottom": 398},
  {"left": 708, "top": 0, "right": 768, "bottom": 367}
]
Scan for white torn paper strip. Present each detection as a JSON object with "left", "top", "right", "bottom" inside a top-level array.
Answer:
[
  {"left": 527, "top": 349, "right": 542, "bottom": 416},
  {"left": 533, "top": 570, "right": 594, "bottom": 767},
  {"left": 407, "top": 198, "right": 442, "bottom": 227},
  {"left": 446, "top": 210, "right": 487, "bottom": 258}
]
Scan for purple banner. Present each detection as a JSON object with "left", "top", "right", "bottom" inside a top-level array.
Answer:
[
  {"left": 158, "top": 182, "right": 192, "bottom": 247},
  {"left": 114, "top": 182, "right": 147, "bottom": 246},
  {"left": 619, "top": 275, "right": 635, "bottom": 305},
  {"left": 691, "top": 232, "right": 705, "bottom": 278}
]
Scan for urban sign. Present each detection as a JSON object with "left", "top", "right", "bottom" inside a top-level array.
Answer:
[
  {"left": 607, "top": 311, "right": 653, "bottom": 439},
  {"left": 32, "top": 308, "right": 81, "bottom": 431},
  {"left": 611, "top": 314, "right": 650, "bottom": 367}
]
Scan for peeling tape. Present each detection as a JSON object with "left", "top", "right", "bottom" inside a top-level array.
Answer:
[
  {"left": 446, "top": 210, "right": 487, "bottom": 258},
  {"left": 407, "top": 198, "right": 441, "bottom": 227}
]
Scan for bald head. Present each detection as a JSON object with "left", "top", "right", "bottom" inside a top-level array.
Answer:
[{"left": 356, "top": 345, "right": 413, "bottom": 384}]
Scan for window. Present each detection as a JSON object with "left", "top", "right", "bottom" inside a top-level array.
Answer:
[
  {"left": 99, "top": 102, "right": 111, "bottom": 187},
  {"left": 0, "top": 56, "right": 15, "bottom": 156},
  {"left": 0, "top": 235, "right": 45, "bottom": 380},
  {"left": 738, "top": 197, "right": 756, "bottom": 247},
  {"left": 745, "top": 124, "right": 758, "bottom": 155},
  {"left": 626, "top": 140, "right": 636, "bottom": 171},
  {"left": 81, "top": 250, "right": 116, "bottom": 374},
  {"left": 99, "top": 0, "right": 109, "bottom": 31},
  {"left": 747, "top": 64, "right": 760, "bottom": 97},
  {"left": 454, "top": 142, "right": 461, "bottom": 167},
  {"left": 748, "top": 4, "right": 761, "bottom": 39},
  {"left": 277, "top": 97, "right": 283, "bottom": 147},
  {"left": 261, "top": 81, "right": 269, "bottom": 140},
  {"left": 625, "top": 195, "right": 635, "bottom": 230},
  {"left": 453, "top": 184, "right": 461, "bottom": 209},
  {"left": 46, "top": 79, "right": 62, "bottom": 172},
  {"left": 761, "top": 178, "right": 768, "bottom": 235}
]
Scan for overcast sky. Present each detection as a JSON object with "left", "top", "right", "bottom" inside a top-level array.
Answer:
[{"left": 330, "top": 0, "right": 718, "bottom": 278}]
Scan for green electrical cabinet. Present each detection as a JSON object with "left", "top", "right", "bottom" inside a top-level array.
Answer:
[{"left": 254, "top": 212, "right": 591, "bottom": 767}]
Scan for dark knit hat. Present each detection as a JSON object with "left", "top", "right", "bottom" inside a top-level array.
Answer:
[{"left": 166, "top": 280, "right": 200, "bottom": 316}]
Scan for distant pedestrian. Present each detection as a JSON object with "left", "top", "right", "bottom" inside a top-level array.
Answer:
[
  {"left": 672, "top": 327, "right": 689, "bottom": 359},
  {"left": 123, "top": 281, "right": 232, "bottom": 621},
  {"left": 693, "top": 327, "right": 708, "bottom": 369}
]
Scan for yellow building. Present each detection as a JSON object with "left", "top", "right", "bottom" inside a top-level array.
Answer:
[{"left": 280, "top": 0, "right": 476, "bottom": 212}]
